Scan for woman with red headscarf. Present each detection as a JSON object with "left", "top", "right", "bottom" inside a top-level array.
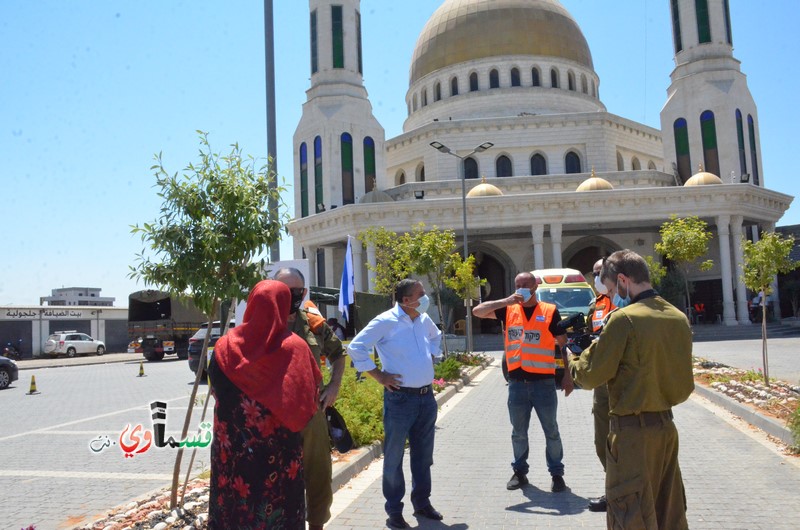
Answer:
[{"left": 208, "top": 280, "right": 322, "bottom": 529}]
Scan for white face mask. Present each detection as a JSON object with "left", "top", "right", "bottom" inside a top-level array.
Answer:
[{"left": 595, "top": 275, "right": 609, "bottom": 295}]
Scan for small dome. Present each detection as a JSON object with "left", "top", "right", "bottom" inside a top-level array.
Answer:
[
  {"left": 576, "top": 169, "right": 614, "bottom": 191},
  {"left": 359, "top": 189, "right": 395, "bottom": 204},
  {"left": 467, "top": 176, "right": 503, "bottom": 197},
  {"left": 684, "top": 165, "right": 723, "bottom": 187}
]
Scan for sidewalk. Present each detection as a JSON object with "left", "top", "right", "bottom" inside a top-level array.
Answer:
[
  {"left": 15, "top": 352, "right": 156, "bottom": 370},
  {"left": 327, "top": 362, "right": 800, "bottom": 529}
]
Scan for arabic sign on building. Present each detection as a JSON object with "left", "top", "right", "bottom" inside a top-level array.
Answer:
[{"left": 1, "top": 306, "right": 127, "bottom": 321}]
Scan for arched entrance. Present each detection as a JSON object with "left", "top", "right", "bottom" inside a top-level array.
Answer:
[{"left": 564, "top": 237, "right": 621, "bottom": 278}]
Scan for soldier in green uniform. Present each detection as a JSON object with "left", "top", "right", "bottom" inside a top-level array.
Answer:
[
  {"left": 568, "top": 250, "right": 694, "bottom": 530},
  {"left": 274, "top": 268, "right": 346, "bottom": 530}
]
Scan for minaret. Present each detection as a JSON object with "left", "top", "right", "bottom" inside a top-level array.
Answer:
[
  {"left": 660, "top": 0, "right": 762, "bottom": 186},
  {"left": 293, "top": 0, "right": 385, "bottom": 254}
]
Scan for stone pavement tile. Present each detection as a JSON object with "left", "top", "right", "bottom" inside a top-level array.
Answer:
[{"left": 328, "top": 364, "right": 800, "bottom": 530}]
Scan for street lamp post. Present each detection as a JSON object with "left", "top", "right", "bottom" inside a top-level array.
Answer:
[{"left": 430, "top": 141, "right": 494, "bottom": 353}]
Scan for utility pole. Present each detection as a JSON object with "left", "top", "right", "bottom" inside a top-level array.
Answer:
[{"left": 264, "top": 0, "right": 280, "bottom": 260}]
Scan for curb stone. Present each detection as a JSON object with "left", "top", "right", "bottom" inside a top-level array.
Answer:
[
  {"left": 330, "top": 357, "right": 495, "bottom": 491},
  {"left": 693, "top": 382, "right": 795, "bottom": 446}
]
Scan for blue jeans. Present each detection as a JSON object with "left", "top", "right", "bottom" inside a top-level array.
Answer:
[
  {"left": 382, "top": 388, "right": 438, "bottom": 516},
  {"left": 507, "top": 378, "right": 564, "bottom": 477}
]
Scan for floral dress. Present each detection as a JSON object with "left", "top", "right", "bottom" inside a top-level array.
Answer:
[{"left": 208, "top": 358, "right": 305, "bottom": 529}]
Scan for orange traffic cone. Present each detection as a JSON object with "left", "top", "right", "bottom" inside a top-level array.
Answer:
[
  {"left": 27, "top": 375, "right": 40, "bottom": 395},
  {"left": 137, "top": 361, "right": 146, "bottom": 377}
]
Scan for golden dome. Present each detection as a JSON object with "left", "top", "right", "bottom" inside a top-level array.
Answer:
[
  {"left": 467, "top": 176, "right": 503, "bottom": 197},
  {"left": 684, "top": 165, "right": 723, "bottom": 187},
  {"left": 576, "top": 168, "right": 614, "bottom": 191},
  {"left": 410, "top": 0, "right": 594, "bottom": 84}
]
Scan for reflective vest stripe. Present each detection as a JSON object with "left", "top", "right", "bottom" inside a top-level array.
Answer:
[
  {"left": 521, "top": 359, "right": 555, "bottom": 370},
  {"left": 519, "top": 346, "right": 554, "bottom": 357}
]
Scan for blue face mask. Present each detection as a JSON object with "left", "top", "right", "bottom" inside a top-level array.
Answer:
[
  {"left": 515, "top": 288, "right": 532, "bottom": 303},
  {"left": 613, "top": 278, "right": 631, "bottom": 308}
]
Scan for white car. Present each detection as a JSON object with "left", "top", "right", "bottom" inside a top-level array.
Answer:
[{"left": 44, "top": 331, "right": 106, "bottom": 357}]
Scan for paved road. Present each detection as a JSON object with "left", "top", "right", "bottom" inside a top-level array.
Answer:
[
  {"left": 692, "top": 337, "right": 800, "bottom": 385},
  {"left": 1, "top": 356, "right": 211, "bottom": 529},
  {"left": 328, "top": 359, "right": 800, "bottom": 529}
]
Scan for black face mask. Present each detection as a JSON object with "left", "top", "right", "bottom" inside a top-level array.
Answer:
[{"left": 289, "top": 294, "right": 304, "bottom": 314}]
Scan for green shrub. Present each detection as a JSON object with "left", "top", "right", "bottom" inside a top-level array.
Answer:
[
  {"left": 789, "top": 402, "right": 800, "bottom": 454},
  {"left": 329, "top": 365, "right": 384, "bottom": 446},
  {"left": 434, "top": 357, "right": 462, "bottom": 381}
]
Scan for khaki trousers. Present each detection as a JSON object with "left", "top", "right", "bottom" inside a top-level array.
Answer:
[
  {"left": 302, "top": 409, "right": 333, "bottom": 526},
  {"left": 593, "top": 384, "right": 610, "bottom": 471},
  {"left": 606, "top": 414, "right": 688, "bottom": 530}
]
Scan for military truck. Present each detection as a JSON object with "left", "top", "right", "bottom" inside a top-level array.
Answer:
[{"left": 128, "top": 290, "right": 207, "bottom": 361}]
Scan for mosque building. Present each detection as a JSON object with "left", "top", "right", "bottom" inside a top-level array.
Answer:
[{"left": 287, "top": 0, "right": 793, "bottom": 328}]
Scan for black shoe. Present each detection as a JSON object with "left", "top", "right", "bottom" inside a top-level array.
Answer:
[
  {"left": 506, "top": 471, "right": 529, "bottom": 490},
  {"left": 387, "top": 513, "right": 410, "bottom": 529},
  {"left": 588, "top": 495, "right": 607, "bottom": 512},
  {"left": 414, "top": 505, "right": 443, "bottom": 520},
  {"left": 551, "top": 475, "right": 567, "bottom": 492}
]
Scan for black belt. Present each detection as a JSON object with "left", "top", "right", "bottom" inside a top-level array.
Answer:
[
  {"left": 394, "top": 385, "right": 432, "bottom": 395},
  {"left": 611, "top": 410, "right": 673, "bottom": 429}
]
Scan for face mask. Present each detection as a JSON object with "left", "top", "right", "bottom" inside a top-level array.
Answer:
[
  {"left": 594, "top": 275, "right": 609, "bottom": 295},
  {"left": 289, "top": 293, "right": 304, "bottom": 314},
  {"left": 414, "top": 294, "right": 430, "bottom": 314},
  {"left": 515, "top": 288, "right": 532, "bottom": 303},
  {"left": 613, "top": 278, "right": 631, "bottom": 308}
]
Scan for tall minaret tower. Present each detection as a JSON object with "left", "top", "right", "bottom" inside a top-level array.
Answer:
[
  {"left": 660, "top": 0, "right": 762, "bottom": 186},
  {"left": 292, "top": 0, "right": 385, "bottom": 248}
]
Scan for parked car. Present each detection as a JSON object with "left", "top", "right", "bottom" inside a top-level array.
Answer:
[
  {"left": 0, "top": 356, "right": 19, "bottom": 389},
  {"left": 187, "top": 321, "right": 234, "bottom": 377},
  {"left": 43, "top": 331, "right": 106, "bottom": 357}
]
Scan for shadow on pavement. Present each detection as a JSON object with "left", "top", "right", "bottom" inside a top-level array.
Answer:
[{"left": 506, "top": 485, "right": 587, "bottom": 517}]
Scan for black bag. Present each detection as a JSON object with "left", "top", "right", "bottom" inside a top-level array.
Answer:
[{"left": 325, "top": 406, "right": 354, "bottom": 453}]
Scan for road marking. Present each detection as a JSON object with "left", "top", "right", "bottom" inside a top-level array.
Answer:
[
  {"left": 0, "top": 395, "right": 192, "bottom": 442},
  {"left": 5, "top": 469, "right": 173, "bottom": 480}
]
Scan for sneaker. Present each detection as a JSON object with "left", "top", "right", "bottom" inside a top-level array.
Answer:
[
  {"left": 506, "top": 471, "right": 529, "bottom": 490},
  {"left": 551, "top": 475, "right": 567, "bottom": 492}
]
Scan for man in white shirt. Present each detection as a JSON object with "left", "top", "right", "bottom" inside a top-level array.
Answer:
[{"left": 347, "top": 279, "right": 442, "bottom": 529}]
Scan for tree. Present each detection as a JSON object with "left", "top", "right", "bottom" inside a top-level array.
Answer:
[
  {"left": 358, "top": 226, "right": 414, "bottom": 298},
  {"left": 742, "top": 231, "right": 799, "bottom": 386},
  {"left": 654, "top": 215, "right": 714, "bottom": 314},
  {"left": 129, "top": 131, "right": 286, "bottom": 508},
  {"left": 644, "top": 254, "right": 666, "bottom": 288}
]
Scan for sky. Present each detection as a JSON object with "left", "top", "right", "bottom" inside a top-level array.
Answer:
[{"left": 2, "top": 0, "right": 798, "bottom": 306}]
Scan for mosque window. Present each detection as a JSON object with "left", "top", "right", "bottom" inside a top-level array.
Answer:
[
  {"left": 412, "top": 94, "right": 418, "bottom": 111},
  {"left": 434, "top": 82, "right": 441, "bottom": 102},
  {"left": 673, "top": 118, "right": 691, "bottom": 183},
  {"left": 511, "top": 68, "right": 520, "bottom": 87},
  {"left": 723, "top": 0, "right": 733, "bottom": 45},
  {"left": 310, "top": 10, "right": 318, "bottom": 75},
  {"left": 616, "top": 152, "right": 624, "bottom": 171},
  {"left": 341, "top": 133, "right": 354, "bottom": 205},
  {"left": 648, "top": 160, "right": 657, "bottom": 170},
  {"left": 314, "top": 136, "right": 324, "bottom": 213},
  {"left": 748, "top": 115, "right": 760, "bottom": 185},
  {"left": 451, "top": 77, "right": 459, "bottom": 96},
  {"left": 695, "top": 0, "right": 711, "bottom": 44},
  {"left": 670, "top": 0, "right": 683, "bottom": 53},
  {"left": 464, "top": 157, "right": 478, "bottom": 180},
  {"left": 700, "top": 110, "right": 720, "bottom": 177},
  {"left": 581, "top": 74, "right": 588, "bottom": 94},
  {"left": 316, "top": 248, "right": 326, "bottom": 287},
  {"left": 422, "top": 89, "right": 428, "bottom": 107},
  {"left": 496, "top": 155, "right": 512, "bottom": 177},
  {"left": 332, "top": 5, "right": 344, "bottom": 68},
  {"left": 356, "top": 10, "right": 363, "bottom": 74},
  {"left": 530, "top": 153, "right": 547, "bottom": 176},
  {"left": 550, "top": 68, "right": 559, "bottom": 88},
  {"left": 532, "top": 67, "right": 540, "bottom": 87},
  {"left": 490, "top": 69, "right": 499, "bottom": 89},
  {"left": 469, "top": 72, "right": 479, "bottom": 92},
  {"left": 568, "top": 71, "right": 575, "bottom": 91},
  {"left": 632, "top": 157, "right": 641, "bottom": 170},
  {"left": 565, "top": 152, "right": 581, "bottom": 174},
  {"left": 396, "top": 170, "right": 406, "bottom": 186},
  {"left": 736, "top": 110, "right": 747, "bottom": 178},
  {"left": 299, "top": 142, "right": 309, "bottom": 217},
  {"left": 364, "top": 136, "right": 376, "bottom": 192},
  {"left": 418, "top": 165, "right": 426, "bottom": 182},
  {"left": 591, "top": 80, "right": 596, "bottom": 97}
]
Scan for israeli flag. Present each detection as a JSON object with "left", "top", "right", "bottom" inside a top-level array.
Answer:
[{"left": 339, "top": 236, "right": 355, "bottom": 322}]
